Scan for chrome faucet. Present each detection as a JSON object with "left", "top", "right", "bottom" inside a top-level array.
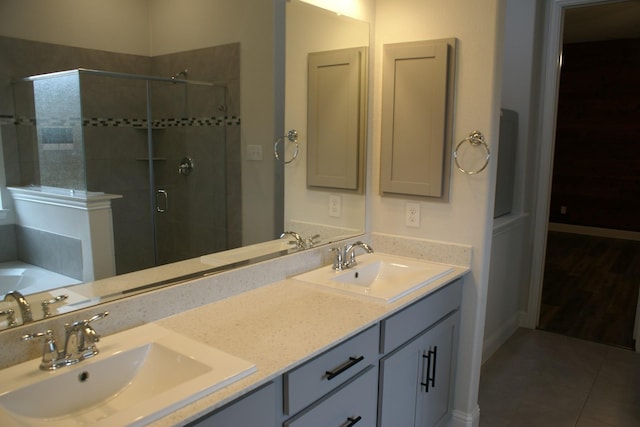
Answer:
[
  {"left": 280, "top": 231, "right": 320, "bottom": 250},
  {"left": 4, "top": 290, "right": 33, "bottom": 324},
  {"left": 0, "top": 308, "right": 16, "bottom": 328},
  {"left": 22, "top": 311, "right": 109, "bottom": 370},
  {"left": 280, "top": 231, "right": 305, "bottom": 249},
  {"left": 331, "top": 241, "right": 374, "bottom": 270},
  {"left": 41, "top": 294, "right": 69, "bottom": 318}
]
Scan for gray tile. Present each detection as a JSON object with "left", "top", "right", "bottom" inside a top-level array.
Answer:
[{"left": 479, "top": 328, "right": 640, "bottom": 427}]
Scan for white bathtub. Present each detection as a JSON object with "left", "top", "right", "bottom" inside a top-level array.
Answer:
[{"left": 0, "top": 261, "right": 81, "bottom": 296}]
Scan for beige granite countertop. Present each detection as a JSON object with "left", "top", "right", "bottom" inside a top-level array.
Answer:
[{"left": 149, "top": 265, "right": 468, "bottom": 426}]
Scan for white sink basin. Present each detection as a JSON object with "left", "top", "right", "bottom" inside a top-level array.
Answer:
[
  {"left": 293, "top": 253, "right": 454, "bottom": 303},
  {"left": 0, "top": 323, "right": 256, "bottom": 426}
]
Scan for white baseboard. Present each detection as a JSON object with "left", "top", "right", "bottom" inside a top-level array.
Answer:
[
  {"left": 481, "top": 312, "right": 521, "bottom": 364},
  {"left": 449, "top": 405, "right": 480, "bottom": 427},
  {"left": 548, "top": 223, "right": 640, "bottom": 241}
]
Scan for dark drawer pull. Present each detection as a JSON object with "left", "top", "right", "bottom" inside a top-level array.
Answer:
[
  {"left": 344, "top": 415, "right": 362, "bottom": 426},
  {"left": 325, "top": 355, "right": 364, "bottom": 380},
  {"left": 420, "top": 346, "right": 437, "bottom": 392}
]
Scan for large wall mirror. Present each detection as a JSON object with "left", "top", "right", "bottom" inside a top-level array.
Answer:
[{"left": 0, "top": 0, "right": 368, "bottom": 330}]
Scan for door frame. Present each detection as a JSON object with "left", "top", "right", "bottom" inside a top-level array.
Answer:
[{"left": 526, "top": 0, "right": 639, "bottom": 337}]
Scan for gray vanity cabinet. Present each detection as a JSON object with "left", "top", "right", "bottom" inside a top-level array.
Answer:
[
  {"left": 378, "top": 312, "right": 459, "bottom": 427},
  {"left": 283, "top": 365, "right": 378, "bottom": 427},
  {"left": 188, "top": 279, "right": 462, "bottom": 427},
  {"left": 378, "top": 279, "right": 461, "bottom": 427},
  {"left": 283, "top": 324, "right": 379, "bottom": 426},
  {"left": 188, "top": 381, "right": 278, "bottom": 426}
]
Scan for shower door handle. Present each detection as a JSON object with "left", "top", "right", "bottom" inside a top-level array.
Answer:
[{"left": 156, "top": 189, "right": 168, "bottom": 213}]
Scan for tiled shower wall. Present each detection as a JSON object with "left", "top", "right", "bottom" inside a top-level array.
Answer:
[{"left": 0, "top": 36, "right": 241, "bottom": 274}]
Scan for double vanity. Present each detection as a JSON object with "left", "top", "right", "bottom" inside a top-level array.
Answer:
[{"left": 0, "top": 245, "right": 469, "bottom": 426}]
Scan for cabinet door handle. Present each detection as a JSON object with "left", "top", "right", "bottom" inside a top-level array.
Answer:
[
  {"left": 344, "top": 415, "right": 362, "bottom": 426},
  {"left": 325, "top": 355, "right": 364, "bottom": 380},
  {"left": 420, "top": 346, "right": 437, "bottom": 392}
]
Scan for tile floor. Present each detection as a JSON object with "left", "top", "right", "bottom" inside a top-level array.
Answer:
[{"left": 479, "top": 328, "right": 640, "bottom": 426}]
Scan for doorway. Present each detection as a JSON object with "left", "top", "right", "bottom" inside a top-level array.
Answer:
[{"left": 532, "top": 0, "right": 640, "bottom": 350}]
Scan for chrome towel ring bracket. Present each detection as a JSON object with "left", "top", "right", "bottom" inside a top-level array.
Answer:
[
  {"left": 274, "top": 129, "right": 299, "bottom": 164},
  {"left": 453, "top": 130, "right": 490, "bottom": 175}
]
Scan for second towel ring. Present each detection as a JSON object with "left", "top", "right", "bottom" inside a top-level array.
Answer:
[
  {"left": 274, "top": 129, "right": 299, "bottom": 164},
  {"left": 453, "top": 130, "right": 490, "bottom": 175}
]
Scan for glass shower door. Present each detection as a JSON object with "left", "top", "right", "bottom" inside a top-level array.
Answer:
[{"left": 147, "top": 78, "right": 230, "bottom": 266}]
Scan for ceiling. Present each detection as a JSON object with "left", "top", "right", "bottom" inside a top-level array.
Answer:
[{"left": 563, "top": 0, "right": 640, "bottom": 43}]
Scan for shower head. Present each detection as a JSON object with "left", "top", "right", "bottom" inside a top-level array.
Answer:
[{"left": 171, "top": 69, "right": 188, "bottom": 81}]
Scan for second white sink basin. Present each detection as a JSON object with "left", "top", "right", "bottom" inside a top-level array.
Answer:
[
  {"left": 0, "top": 323, "right": 256, "bottom": 426},
  {"left": 293, "top": 253, "right": 454, "bottom": 303}
]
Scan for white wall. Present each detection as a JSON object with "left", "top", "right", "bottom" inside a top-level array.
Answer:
[
  {"left": 482, "top": 0, "right": 542, "bottom": 363},
  {"left": 0, "top": 0, "right": 150, "bottom": 55},
  {"left": 371, "top": 0, "right": 505, "bottom": 423}
]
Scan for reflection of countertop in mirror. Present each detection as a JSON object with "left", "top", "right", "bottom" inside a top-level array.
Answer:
[
  {"left": 63, "top": 240, "right": 298, "bottom": 304},
  {"left": 199, "top": 240, "right": 295, "bottom": 267},
  {"left": 148, "top": 264, "right": 469, "bottom": 426}
]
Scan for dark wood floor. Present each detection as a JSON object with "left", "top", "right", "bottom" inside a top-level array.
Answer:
[{"left": 538, "top": 231, "right": 640, "bottom": 350}]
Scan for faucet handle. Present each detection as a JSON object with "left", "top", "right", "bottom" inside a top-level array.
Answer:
[
  {"left": 41, "top": 294, "right": 69, "bottom": 318},
  {"left": 0, "top": 308, "right": 16, "bottom": 328},
  {"left": 22, "top": 329, "right": 62, "bottom": 370},
  {"left": 305, "top": 234, "right": 321, "bottom": 248},
  {"left": 66, "top": 311, "right": 109, "bottom": 330},
  {"left": 65, "top": 311, "right": 108, "bottom": 342},
  {"left": 330, "top": 245, "right": 346, "bottom": 271}
]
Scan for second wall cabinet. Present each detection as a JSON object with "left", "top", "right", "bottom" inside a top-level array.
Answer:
[{"left": 380, "top": 39, "right": 456, "bottom": 198}]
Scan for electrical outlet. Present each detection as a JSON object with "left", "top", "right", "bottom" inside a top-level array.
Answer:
[
  {"left": 247, "top": 145, "right": 262, "bottom": 161},
  {"left": 405, "top": 202, "right": 420, "bottom": 228},
  {"left": 560, "top": 206, "right": 567, "bottom": 214},
  {"left": 329, "top": 195, "right": 341, "bottom": 218}
]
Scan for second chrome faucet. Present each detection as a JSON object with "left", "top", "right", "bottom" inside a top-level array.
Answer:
[{"left": 331, "top": 241, "right": 374, "bottom": 271}]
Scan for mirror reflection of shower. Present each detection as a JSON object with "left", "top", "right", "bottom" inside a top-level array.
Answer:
[{"left": 9, "top": 67, "right": 241, "bottom": 281}]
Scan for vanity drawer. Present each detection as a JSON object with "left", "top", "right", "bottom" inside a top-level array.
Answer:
[
  {"left": 283, "top": 324, "right": 379, "bottom": 416},
  {"left": 283, "top": 365, "right": 377, "bottom": 427},
  {"left": 380, "top": 279, "right": 461, "bottom": 353}
]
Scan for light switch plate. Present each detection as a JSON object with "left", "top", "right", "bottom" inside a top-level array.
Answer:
[{"left": 247, "top": 145, "right": 262, "bottom": 161}]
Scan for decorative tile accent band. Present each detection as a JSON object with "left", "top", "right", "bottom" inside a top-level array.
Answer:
[{"left": 2, "top": 115, "right": 241, "bottom": 128}]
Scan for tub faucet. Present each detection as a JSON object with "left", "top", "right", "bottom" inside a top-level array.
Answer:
[
  {"left": 332, "top": 241, "right": 374, "bottom": 270},
  {"left": 4, "top": 290, "right": 33, "bottom": 324}
]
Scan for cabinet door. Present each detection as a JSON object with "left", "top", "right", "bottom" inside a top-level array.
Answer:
[
  {"left": 416, "top": 313, "right": 459, "bottom": 427},
  {"left": 378, "top": 312, "right": 459, "bottom": 427}
]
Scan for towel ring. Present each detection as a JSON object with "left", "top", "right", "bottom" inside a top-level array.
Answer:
[
  {"left": 453, "top": 130, "right": 490, "bottom": 175},
  {"left": 274, "top": 129, "right": 299, "bottom": 164}
]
